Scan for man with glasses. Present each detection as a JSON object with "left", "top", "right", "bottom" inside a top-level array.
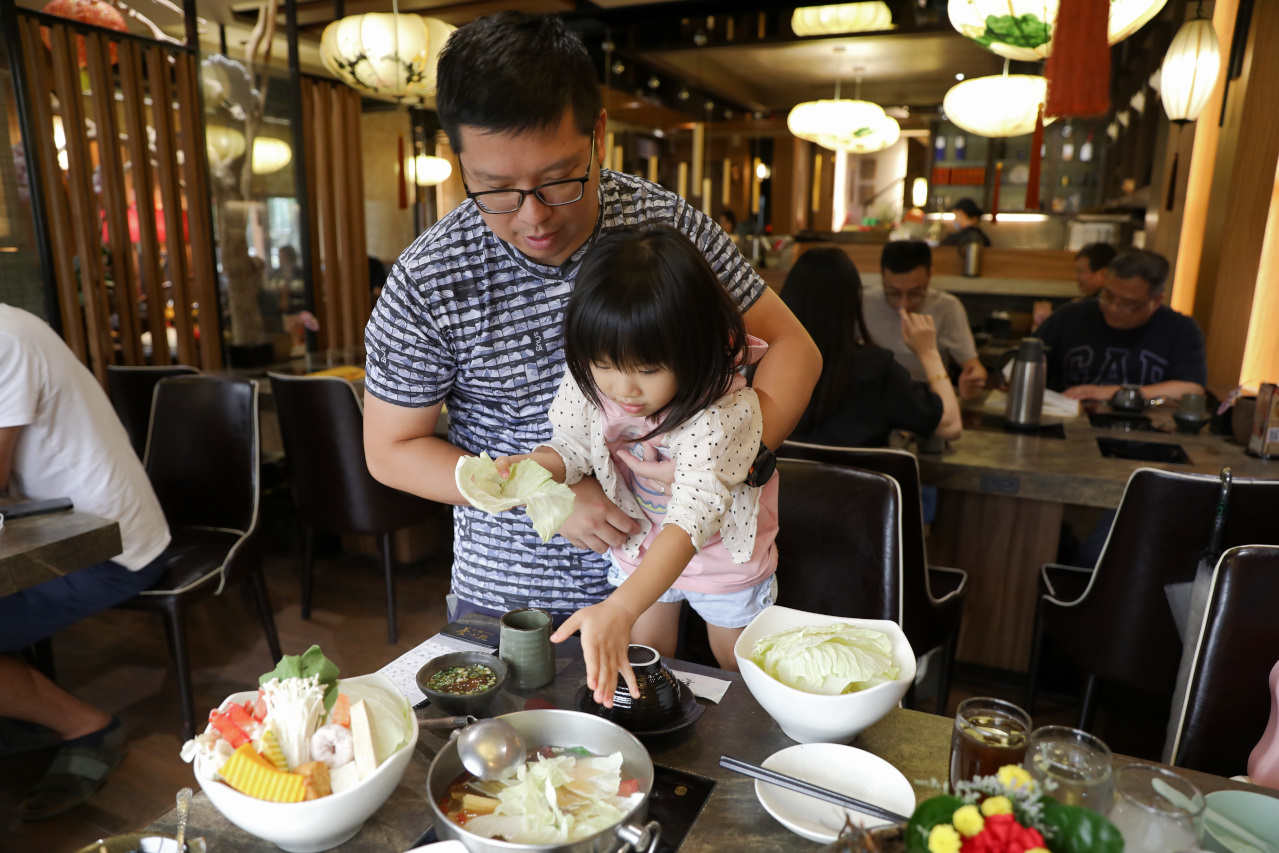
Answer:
[
  {"left": 1035, "top": 249, "right": 1205, "bottom": 402},
  {"left": 862, "top": 240, "right": 987, "bottom": 399},
  {"left": 362, "top": 12, "right": 820, "bottom": 625}
]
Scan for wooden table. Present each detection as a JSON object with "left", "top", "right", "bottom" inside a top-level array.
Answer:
[
  {"left": 0, "top": 499, "right": 122, "bottom": 596},
  {"left": 144, "top": 638, "right": 1275, "bottom": 852}
]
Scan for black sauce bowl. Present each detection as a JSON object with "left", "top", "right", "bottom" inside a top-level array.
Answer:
[
  {"left": 605, "top": 645, "right": 683, "bottom": 730},
  {"left": 416, "top": 651, "right": 508, "bottom": 716}
]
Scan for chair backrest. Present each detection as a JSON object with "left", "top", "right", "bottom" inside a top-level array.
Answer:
[
  {"left": 1046, "top": 468, "right": 1279, "bottom": 695},
  {"left": 146, "top": 376, "right": 259, "bottom": 538},
  {"left": 773, "top": 457, "right": 902, "bottom": 625},
  {"left": 267, "top": 373, "right": 432, "bottom": 535},
  {"left": 107, "top": 365, "right": 200, "bottom": 459},
  {"left": 779, "top": 442, "right": 935, "bottom": 639},
  {"left": 1167, "top": 545, "right": 1279, "bottom": 776}
]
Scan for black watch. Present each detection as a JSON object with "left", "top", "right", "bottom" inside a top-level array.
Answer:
[{"left": 745, "top": 442, "right": 776, "bottom": 487}]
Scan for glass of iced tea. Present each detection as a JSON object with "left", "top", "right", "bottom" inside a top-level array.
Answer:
[
  {"left": 1024, "top": 726, "right": 1113, "bottom": 811},
  {"left": 948, "top": 697, "right": 1031, "bottom": 791}
]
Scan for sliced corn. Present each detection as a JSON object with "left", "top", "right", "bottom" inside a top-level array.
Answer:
[{"left": 221, "top": 743, "right": 306, "bottom": 802}]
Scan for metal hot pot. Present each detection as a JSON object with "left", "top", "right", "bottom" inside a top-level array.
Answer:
[{"left": 426, "top": 709, "right": 661, "bottom": 853}]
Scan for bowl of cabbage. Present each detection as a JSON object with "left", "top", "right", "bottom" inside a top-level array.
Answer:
[
  {"left": 426, "top": 709, "right": 659, "bottom": 853},
  {"left": 733, "top": 605, "right": 915, "bottom": 744}
]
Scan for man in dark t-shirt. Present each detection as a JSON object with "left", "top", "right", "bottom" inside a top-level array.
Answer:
[{"left": 1035, "top": 249, "right": 1206, "bottom": 401}]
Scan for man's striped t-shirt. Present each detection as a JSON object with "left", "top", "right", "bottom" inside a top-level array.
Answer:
[{"left": 364, "top": 169, "right": 767, "bottom": 614}]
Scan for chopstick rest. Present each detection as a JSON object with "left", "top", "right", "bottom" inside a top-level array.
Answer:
[{"left": 719, "top": 754, "right": 910, "bottom": 825}]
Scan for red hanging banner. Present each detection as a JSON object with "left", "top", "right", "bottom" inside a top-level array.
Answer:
[
  {"left": 1045, "top": 0, "right": 1111, "bottom": 118},
  {"left": 1026, "top": 105, "right": 1045, "bottom": 211}
]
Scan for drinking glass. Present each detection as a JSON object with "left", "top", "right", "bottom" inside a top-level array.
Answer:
[
  {"left": 1023, "top": 726, "right": 1113, "bottom": 811},
  {"left": 948, "top": 697, "right": 1031, "bottom": 791},
  {"left": 1106, "top": 764, "right": 1204, "bottom": 853}
]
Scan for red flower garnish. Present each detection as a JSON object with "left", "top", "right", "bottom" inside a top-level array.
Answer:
[{"left": 959, "top": 814, "right": 1046, "bottom": 853}]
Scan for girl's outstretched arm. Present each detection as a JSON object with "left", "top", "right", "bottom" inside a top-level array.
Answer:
[{"left": 551, "top": 525, "right": 695, "bottom": 707}]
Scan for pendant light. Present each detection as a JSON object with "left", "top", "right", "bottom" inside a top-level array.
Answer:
[
  {"left": 788, "top": 52, "right": 897, "bottom": 154},
  {"left": 1159, "top": 4, "right": 1221, "bottom": 123},
  {"left": 947, "top": 0, "right": 1168, "bottom": 61},
  {"left": 320, "top": 6, "right": 455, "bottom": 100},
  {"left": 791, "top": 2, "right": 893, "bottom": 36},
  {"left": 942, "top": 71, "right": 1056, "bottom": 138}
]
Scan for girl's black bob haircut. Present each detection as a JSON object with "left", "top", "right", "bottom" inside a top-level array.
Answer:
[{"left": 564, "top": 225, "right": 748, "bottom": 441}]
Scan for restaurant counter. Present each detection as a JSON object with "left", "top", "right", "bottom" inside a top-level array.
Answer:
[{"left": 144, "top": 635, "right": 1273, "bottom": 852}]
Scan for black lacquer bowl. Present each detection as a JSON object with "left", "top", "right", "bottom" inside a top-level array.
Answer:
[{"left": 605, "top": 645, "right": 683, "bottom": 730}]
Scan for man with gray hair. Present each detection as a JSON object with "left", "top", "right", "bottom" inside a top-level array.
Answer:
[{"left": 1034, "top": 249, "right": 1206, "bottom": 402}]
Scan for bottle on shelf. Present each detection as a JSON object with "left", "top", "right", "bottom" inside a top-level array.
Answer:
[
  {"left": 1080, "top": 131, "right": 1094, "bottom": 163},
  {"left": 954, "top": 134, "right": 966, "bottom": 161}
]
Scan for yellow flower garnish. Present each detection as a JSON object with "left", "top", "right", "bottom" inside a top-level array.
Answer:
[
  {"left": 997, "top": 764, "right": 1035, "bottom": 792},
  {"left": 952, "top": 803, "right": 985, "bottom": 837},
  {"left": 927, "top": 823, "right": 962, "bottom": 853},
  {"left": 1026, "top": 848, "right": 1050, "bottom": 853},
  {"left": 981, "top": 795, "right": 1013, "bottom": 816}
]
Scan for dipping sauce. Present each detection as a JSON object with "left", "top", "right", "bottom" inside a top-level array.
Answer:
[{"left": 426, "top": 664, "right": 497, "bottom": 695}]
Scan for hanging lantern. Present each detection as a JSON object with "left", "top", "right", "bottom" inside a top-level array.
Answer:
[
  {"left": 788, "top": 98, "right": 887, "bottom": 153},
  {"left": 206, "top": 126, "right": 247, "bottom": 165},
  {"left": 320, "top": 14, "right": 455, "bottom": 99},
  {"left": 1159, "top": 15, "right": 1221, "bottom": 123},
  {"left": 252, "top": 138, "right": 293, "bottom": 175},
  {"left": 947, "top": 0, "right": 1168, "bottom": 61},
  {"left": 942, "top": 75, "right": 1057, "bottom": 137},
  {"left": 409, "top": 154, "right": 452, "bottom": 186},
  {"left": 791, "top": 2, "right": 894, "bottom": 36},
  {"left": 41, "top": 0, "right": 128, "bottom": 66},
  {"left": 844, "top": 113, "right": 900, "bottom": 153},
  {"left": 911, "top": 177, "right": 929, "bottom": 208}
]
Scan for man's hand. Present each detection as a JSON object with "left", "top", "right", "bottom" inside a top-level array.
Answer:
[
  {"left": 556, "top": 476, "right": 641, "bottom": 554},
  {"left": 958, "top": 358, "right": 988, "bottom": 400},
  {"left": 1063, "top": 384, "right": 1120, "bottom": 401},
  {"left": 551, "top": 599, "right": 640, "bottom": 707},
  {"left": 493, "top": 448, "right": 565, "bottom": 482},
  {"left": 899, "top": 308, "right": 939, "bottom": 357}
]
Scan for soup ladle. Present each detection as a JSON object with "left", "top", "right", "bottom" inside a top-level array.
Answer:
[{"left": 455, "top": 718, "right": 527, "bottom": 781}]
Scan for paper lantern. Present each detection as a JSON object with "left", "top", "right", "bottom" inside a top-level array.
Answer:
[
  {"left": 1159, "top": 16, "right": 1221, "bottom": 123},
  {"left": 251, "top": 138, "right": 292, "bottom": 175},
  {"left": 791, "top": 3, "right": 893, "bottom": 36},
  {"left": 320, "top": 14, "right": 454, "bottom": 99},
  {"left": 912, "top": 177, "right": 929, "bottom": 208},
  {"left": 943, "top": 75, "right": 1057, "bottom": 137},
  {"left": 844, "top": 113, "right": 901, "bottom": 154},
  {"left": 409, "top": 154, "right": 452, "bottom": 186},
  {"left": 206, "top": 126, "right": 247, "bottom": 165},
  {"left": 788, "top": 98, "right": 887, "bottom": 153},
  {"left": 41, "top": 0, "right": 127, "bottom": 66},
  {"left": 947, "top": 0, "right": 1168, "bottom": 61}
]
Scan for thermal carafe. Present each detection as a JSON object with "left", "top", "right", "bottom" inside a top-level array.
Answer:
[{"left": 1005, "top": 337, "right": 1046, "bottom": 428}]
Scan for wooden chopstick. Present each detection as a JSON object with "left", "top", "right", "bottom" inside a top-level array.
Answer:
[{"left": 719, "top": 754, "right": 910, "bottom": 825}]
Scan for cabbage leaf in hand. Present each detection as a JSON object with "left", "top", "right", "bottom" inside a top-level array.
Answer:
[
  {"left": 455, "top": 452, "right": 575, "bottom": 543},
  {"left": 751, "top": 623, "right": 899, "bottom": 695}
]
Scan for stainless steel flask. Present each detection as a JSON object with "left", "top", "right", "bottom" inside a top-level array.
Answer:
[{"left": 1005, "top": 337, "right": 1046, "bottom": 428}]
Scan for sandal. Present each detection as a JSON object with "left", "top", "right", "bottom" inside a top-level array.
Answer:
[{"left": 19, "top": 720, "right": 129, "bottom": 822}]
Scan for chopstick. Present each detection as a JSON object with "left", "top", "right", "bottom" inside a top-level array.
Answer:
[{"left": 719, "top": 755, "right": 910, "bottom": 825}]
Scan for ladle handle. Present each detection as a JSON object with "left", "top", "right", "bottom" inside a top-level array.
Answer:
[
  {"left": 615, "top": 820, "right": 661, "bottom": 853},
  {"left": 418, "top": 715, "right": 477, "bottom": 731}
]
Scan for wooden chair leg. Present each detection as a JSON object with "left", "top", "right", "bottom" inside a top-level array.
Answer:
[
  {"left": 1079, "top": 674, "right": 1100, "bottom": 732},
  {"left": 936, "top": 631, "right": 957, "bottom": 716},
  {"left": 1024, "top": 601, "right": 1046, "bottom": 715},
  {"left": 301, "top": 525, "right": 315, "bottom": 620},
  {"left": 381, "top": 532, "right": 397, "bottom": 645},
  {"left": 250, "top": 570, "right": 283, "bottom": 663},
  {"left": 159, "top": 602, "right": 196, "bottom": 741}
]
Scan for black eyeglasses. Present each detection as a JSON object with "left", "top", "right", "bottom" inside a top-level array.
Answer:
[{"left": 462, "top": 133, "right": 595, "bottom": 215}]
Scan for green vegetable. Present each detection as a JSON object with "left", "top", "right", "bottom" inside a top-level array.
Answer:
[
  {"left": 750, "top": 623, "right": 899, "bottom": 694},
  {"left": 260, "top": 644, "right": 340, "bottom": 712},
  {"left": 905, "top": 795, "right": 963, "bottom": 853},
  {"left": 455, "top": 453, "right": 575, "bottom": 543},
  {"left": 1041, "top": 800, "right": 1125, "bottom": 853},
  {"left": 973, "top": 13, "right": 1052, "bottom": 51}
]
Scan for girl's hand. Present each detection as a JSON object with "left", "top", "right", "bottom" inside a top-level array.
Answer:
[
  {"left": 493, "top": 453, "right": 533, "bottom": 479},
  {"left": 494, "top": 448, "right": 562, "bottom": 480},
  {"left": 899, "top": 307, "right": 939, "bottom": 357},
  {"left": 551, "top": 601, "right": 640, "bottom": 707}
]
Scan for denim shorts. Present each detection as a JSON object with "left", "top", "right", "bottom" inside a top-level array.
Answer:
[{"left": 607, "top": 558, "right": 777, "bottom": 629}]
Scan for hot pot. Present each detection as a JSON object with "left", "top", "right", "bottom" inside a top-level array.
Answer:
[{"left": 426, "top": 709, "right": 661, "bottom": 853}]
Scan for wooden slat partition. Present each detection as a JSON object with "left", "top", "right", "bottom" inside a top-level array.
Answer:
[
  {"left": 117, "top": 39, "right": 169, "bottom": 354},
  {"left": 308, "top": 79, "right": 340, "bottom": 350},
  {"left": 18, "top": 19, "right": 83, "bottom": 362},
  {"left": 48, "top": 24, "right": 110, "bottom": 382},
  {"left": 299, "top": 78, "right": 324, "bottom": 349},
  {"left": 145, "top": 46, "right": 186, "bottom": 366},
  {"left": 344, "top": 87, "right": 370, "bottom": 329},
  {"left": 329, "top": 85, "right": 355, "bottom": 349},
  {"left": 84, "top": 32, "right": 142, "bottom": 365}
]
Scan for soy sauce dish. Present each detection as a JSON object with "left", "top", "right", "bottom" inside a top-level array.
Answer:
[{"left": 417, "top": 652, "right": 508, "bottom": 717}]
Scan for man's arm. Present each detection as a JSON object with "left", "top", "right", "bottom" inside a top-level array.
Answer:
[
  {"left": 0, "top": 425, "right": 19, "bottom": 493},
  {"left": 742, "top": 287, "right": 822, "bottom": 450},
  {"left": 363, "top": 398, "right": 467, "bottom": 504},
  {"left": 1062, "top": 380, "right": 1204, "bottom": 402},
  {"left": 958, "top": 357, "right": 988, "bottom": 400}
]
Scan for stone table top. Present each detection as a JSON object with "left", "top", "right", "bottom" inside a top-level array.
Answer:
[
  {"left": 913, "top": 403, "right": 1278, "bottom": 508},
  {"left": 145, "top": 639, "right": 1273, "bottom": 852},
  {"left": 0, "top": 499, "right": 122, "bottom": 596}
]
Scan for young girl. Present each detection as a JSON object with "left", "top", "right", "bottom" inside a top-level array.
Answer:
[{"left": 496, "top": 225, "right": 779, "bottom": 707}]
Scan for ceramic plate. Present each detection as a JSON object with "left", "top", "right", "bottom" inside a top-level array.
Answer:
[
  {"left": 754, "top": 743, "right": 915, "bottom": 844},
  {"left": 1202, "top": 790, "right": 1279, "bottom": 853},
  {"left": 574, "top": 679, "right": 705, "bottom": 737}
]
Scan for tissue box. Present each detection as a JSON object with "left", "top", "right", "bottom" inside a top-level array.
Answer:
[{"left": 1247, "top": 383, "right": 1279, "bottom": 459}]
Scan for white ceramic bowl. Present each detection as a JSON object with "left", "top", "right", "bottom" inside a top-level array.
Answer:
[
  {"left": 195, "top": 673, "right": 418, "bottom": 853},
  {"left": 1202, "top": 790, "right": 1279, "bottom": 853},
  {"left": 755, "top": 743, "right": 915, "bottom": 843},
  {"left": 733, "top": 605, "right": 916, "bottom": 744}
]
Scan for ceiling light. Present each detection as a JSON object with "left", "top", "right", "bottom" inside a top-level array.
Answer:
[
  {"left": 320, "top": 14, "right": 454, "bottom": 99},
  {"left": 1159, "top": 12, "right": 1221, "bottom": 123},
  {"left": 791, "top": 2, "right": 893, "bottom": 36},
  {"left": 942, "top": 74, "right": 1057, "bottom": 137},
  {"left": 409, "top": 153, "right": 452, "bottom": 186},
  {"left": 251, "top": 138, "right": 292, "bottom": 175},
  {"left": 755, "top": 162, "right": 771, "bottom": 180},
  {"left": 955, "top": 73, "right": 964, "bottom": 81},
  {"left": 948, "top": 0, "right": 1168, "bottom": 61},
  {"left": 912, "top": 177, "right": 928, "bottom": 208}
]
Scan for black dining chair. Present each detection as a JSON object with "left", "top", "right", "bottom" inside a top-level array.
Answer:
[
  {"left": 267, "top": 373, "right": 442, "bottom": 645},
  {"left": 106, "top": 365, "right": 200, "bottom": 459},
  {"left": 1165, "top": 544, "right": 1279, "bottom": 777},
  {"left": 1025, "top": 468, "right": 1279, "bottom": 731},
  {"left": 772, "top": 457, "right": 903, "bottom": 625},
  {"left": 116, "top": 376, "right": 282, "bottom": 739},
  {"left": 779, "top": 442, "right": 968, "bottom": 713}
]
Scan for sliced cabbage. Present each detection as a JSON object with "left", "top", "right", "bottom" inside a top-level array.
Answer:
[
  {"left": 463, "top": 752, "right": 643, "bottom": 844},
  {"left": 455, "top": 453, "right": 575, "bottom": 543},
  {"left": 336, "top": 676, "right": 411, "bottom": 765},
  {"left": 750, "top": 623, "right": 900, "bottom": 695}
]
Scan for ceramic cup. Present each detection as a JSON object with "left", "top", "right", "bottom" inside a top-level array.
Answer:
[
  {"left": 606, "top": 645, "right": 682, "bottom": 730},
  {"left": 498, "top": 608, "right": 556, "bottom": 690},
  {"left": 1179, "top": 393, "right": 1208, "bottom": 415}
]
